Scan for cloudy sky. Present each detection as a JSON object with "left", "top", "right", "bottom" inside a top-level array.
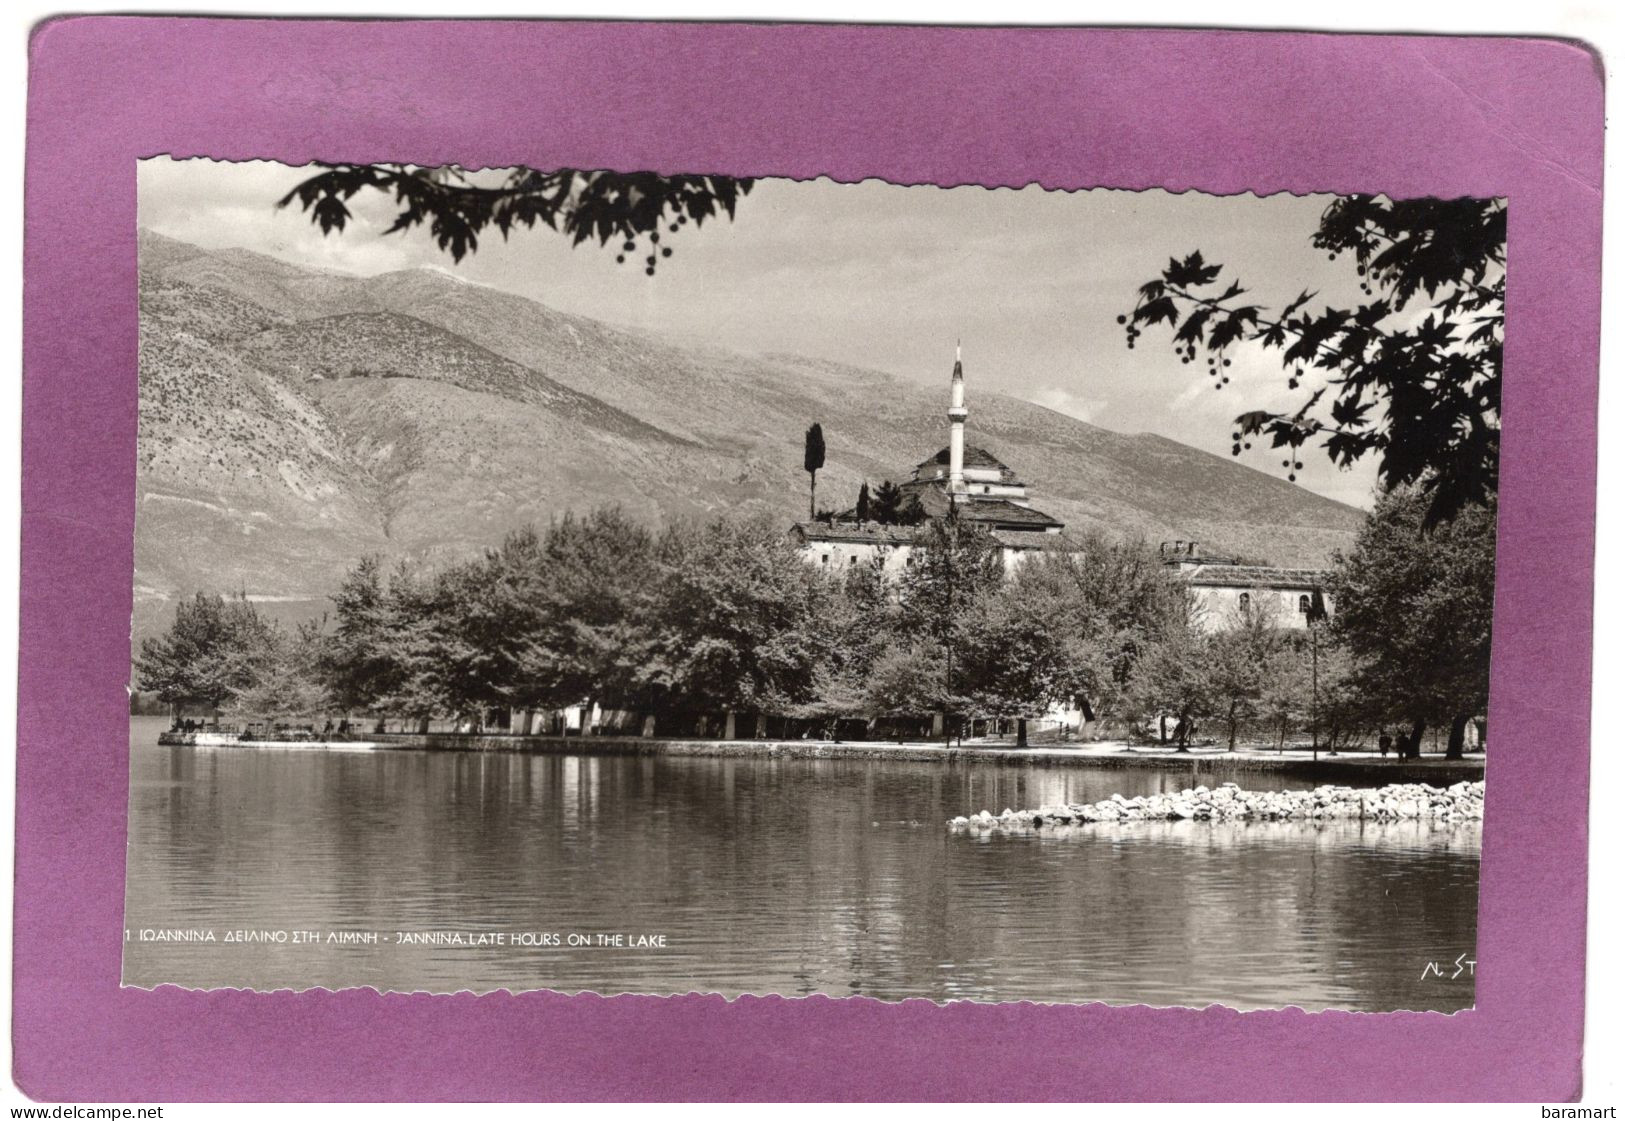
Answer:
[{"left": 139, "top": 158, "right": 1381, "bottom": 508}]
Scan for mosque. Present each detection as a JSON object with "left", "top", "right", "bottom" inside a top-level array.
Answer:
[
  {"left": 791, "top": 347, "right": 1066, "bottom": 575},
  {"left": 791, "top": 347, "right": 1332, "bottom": 633}
]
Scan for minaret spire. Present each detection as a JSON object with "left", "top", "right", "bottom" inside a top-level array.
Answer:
[{"left": 947, "top": 342, "right": 968, "bottom": 496}]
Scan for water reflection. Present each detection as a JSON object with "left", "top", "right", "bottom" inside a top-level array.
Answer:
[{"left": 122, "top": 717, "right": 1478, "bottom": 1010}]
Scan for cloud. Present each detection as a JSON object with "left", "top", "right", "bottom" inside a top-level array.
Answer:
[{"left": 1029, "top": 386, "right": 1106, "bottom": 423}]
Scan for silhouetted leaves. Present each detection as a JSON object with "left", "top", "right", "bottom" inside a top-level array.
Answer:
[
  {"left": 279, "top": 164, "right": 754, "bottom": 273},
  {"left": 1132, "top": 296, "right": 1179, "bottom": 327},
  {"left": 1120, "top": 195, "right": 1504, "bottom": 524},
  {"left": 1163, "top": 251, "right": 1222, "bottom": 288}
]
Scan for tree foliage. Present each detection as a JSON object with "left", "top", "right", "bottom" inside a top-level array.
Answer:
[
  {"left": 143, "top": 501, "right": 1493, "bottom": 754},
  {"left": 228, "top": 619, "right": 330, "bottom": 722},
  {"left": 1122, "top": 195, "right": 1505, "bottom": 524},
  {"left": 866, "top": 480, "right": 926, "bottom": 526},
  {"left": 1324, "top": 488, "right": 1496, "bottom": 758},
  {"left": 1010, "top": 534, "right": 1189, "bottom": 724},
  {"left": 136, "top": 592, "right": 282, "bottom": 711},
  {"left": 279, "top": 164, "right": 754, "bottom": 274},
  {"left": 1205, "top": 602, "right": 1293, "bottom": 752},
  {"left": 634, "top": 516, "right": 832, "bottom": 717},
  {"left": 803, "top": 423, "right": 826, "bottom": 520},
  {"left": 1126, "top": 609, "right": 1212, "bottom": 750}
]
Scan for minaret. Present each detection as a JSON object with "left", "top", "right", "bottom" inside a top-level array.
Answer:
[{"left": 947, "top": 342, "right": 968, "bottom": 496}]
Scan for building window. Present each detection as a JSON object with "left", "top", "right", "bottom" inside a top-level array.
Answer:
[
  {"left": 821, "top": 554, "right": 829, "bottom": 565},
  {"left": 849, "top": 555, "right": 858, "bottom": 565},
  {"left": 1299, "top": 594, "right": 1311, "bottom": 614},
  {"left": 1238, "top": 592, "right": 1251, "bottom": 611}
]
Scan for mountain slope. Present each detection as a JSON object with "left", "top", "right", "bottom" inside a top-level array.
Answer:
[{"left": 133, "top": 230, "right": 1364, "bottom": 649}]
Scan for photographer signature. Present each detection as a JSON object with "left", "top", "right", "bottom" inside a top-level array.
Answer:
[{"left": 1420, "top": 953, "right": 1477, "bottom": 981}]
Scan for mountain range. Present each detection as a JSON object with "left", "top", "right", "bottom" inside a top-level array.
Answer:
[{"left": 134, "top": 228, "right": 1364, "bottom": 648}]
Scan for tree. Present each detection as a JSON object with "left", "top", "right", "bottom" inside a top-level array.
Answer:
[
  {"left": 376, "top": 562, "right": 458, "bottom": 729},
  {"left": 960, "top": 573, "right": 1097, "bottom": 746},
  {"left": 280, "top": 164, "right": 753, "bottom": 275},
  {"left": 863, "top": 481, "right": 928, "bottom": 527},
  {"left": 634, "top": 516, "right": 831, "bottom": 722},
  {"left": 870, "top": 480, "right": 903, "bottom": 524},
  {"left": 785, "top": 557, "right": 898, "bottom": 735},
  {"left": 1010, "top": 533, "right": 1188, "bottom": 727},
  {"left": 1256, "top": 639, "right": 1312, "bottom": 751},
  {"left": 896, "top": 495, "right": 927, "bottom": 526},
  {"left": 1206, "top": 602, "right": 1289, "bottom": 751},
  {"left": 1325, "top": 488, "right": 1496, "bottom": 758},
  {"left": 426, "top": 528, "right": 549, "bottom": 724},
  {"left": 858, "top": 638, "right": 961, "bottom": 731},
  {"left": 325, "top": 555, "right": 406, "bottom": 715},
  {"left": 894, "top": 507, "right": 1006, "bottom": 740},
  {"left": 521, "top": 509, "right": 659, "bottom": 725},
  {"left": 1306, "top": 641, "right": 1366, "bottom": 754},
  {"left": 227, "top": 619, "right": 330, "bottom": 723},
  {"left": 1122, "top": 196, "right": 1504, "bottom": 525},
  {"left": 803, "top": 423, "right": 826, "bottom": 520},
  {"left": 895, "top": 505, "right": 1004, "bottom": 643},
  {"left": 1127, "top": 610, "right": 1213, "bottom": 751},
  {"left": 328, "top": 556, "right": 450, "bottom": 728},
  {"left": 855, "top": 481, "right": 871, "bottom": 522},
  {"left": 136, "top": 592, "right": 281, "bottom": 714}
]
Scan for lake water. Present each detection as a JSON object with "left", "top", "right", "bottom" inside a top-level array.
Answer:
[{"left": 122, "top": 716, "right": 1480, "bottom": 1010}]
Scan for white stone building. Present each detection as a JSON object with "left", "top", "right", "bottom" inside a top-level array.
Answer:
[{"left": 1158, "top": 540, "right": 1332, "bottom": 632}]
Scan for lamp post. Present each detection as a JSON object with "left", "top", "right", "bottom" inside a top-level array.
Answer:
[
  {"left": 1310, "top": 625, "right": 1320, "bottom": 762},
  {"left": 1302, "top": 588, "right": 1330, "bottom": 760}
]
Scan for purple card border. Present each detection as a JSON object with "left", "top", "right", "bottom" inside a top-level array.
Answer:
[{"left": 18, "top": 18, "right": 1602, "bottom": 1102}]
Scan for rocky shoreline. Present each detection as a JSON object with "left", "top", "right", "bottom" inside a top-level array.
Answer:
[{"left": 950, "top": 780, "right": 1486, "bottom": 832}]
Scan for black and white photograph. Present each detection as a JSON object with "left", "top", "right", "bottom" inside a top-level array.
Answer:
[{"left": 124, "top": 157, "right": 1498, "bottom": 1011}]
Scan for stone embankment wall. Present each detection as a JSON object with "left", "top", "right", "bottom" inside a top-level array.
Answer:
[
  {"left": 950, "top": 780, "right": 1486, "bottom": 832},
  {"left": 369, "top": 732, "right": 1484, "bottom": 782}
]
